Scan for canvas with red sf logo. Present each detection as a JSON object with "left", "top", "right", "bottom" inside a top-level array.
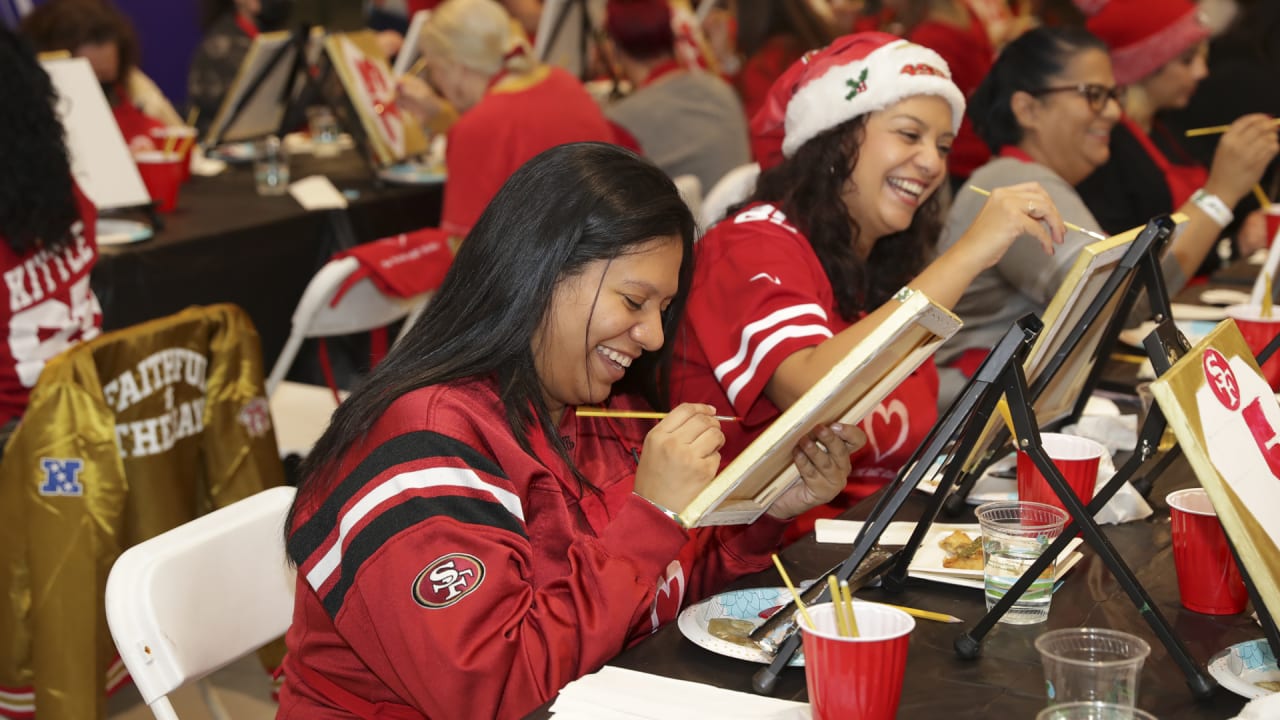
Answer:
[{"left": 1151, "top": 320, "right": 1280, "bottom": 622}]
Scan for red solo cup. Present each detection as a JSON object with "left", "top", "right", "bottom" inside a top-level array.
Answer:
[
  {"left": 1264, "top": 206, "right": 1280, "bottom": 248},
  {"left": 1166, "top": 489, "right": 1248, "bottom": 615},
  {"left": 147, "top": 126, "right": 197, "bottom": 183},
  {"left": 801, "top": 602, "right": 914, "bottom": 720},
  {"left": 1225, "top": 304, "right": 1280, "bottom": 391},
  {"left": 1017, "top": 433, "right": 1105, "bottom": 515},
  {"left": 134, "top": 150, "right": 184, "bottom": 213}
]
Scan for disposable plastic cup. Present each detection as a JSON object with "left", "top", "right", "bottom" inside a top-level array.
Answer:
[
  {"left": 134, "top": 150, "right": 184, "bottom": 213},
  {"left": 976, "top": 501, "right": 1069, "bottom": 624},
  {"left": 1224, "top": 304, "right": 1280, "bottom": 390},
  {"left": 1017, "top": 433, "right": 1106, "bottom": 514},
  {"left": 306, "top": 106, "right": 342, "bottom": 158},
  {"left": 1035, "top": 702, "right": 1158, "bottom": 719},
  {"left": 1035, "top": 628, "right": 1150, "bottom": 707},
  {"left": 1264, "top": 206, "right": 1280, "bottom": 248},
  {"left": 1166, "top": 488, "right": 1248, "bottom": 615},
  {"left": 801, "top": 602, "right": 913, "bottom": 720},
  {"left": 147, "top": 125, "right": 197, "bottom": 182}
]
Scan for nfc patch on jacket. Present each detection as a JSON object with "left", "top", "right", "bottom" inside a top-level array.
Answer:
[
  {"left": 38, "top": 457, "right": 84, "bottom": 496},
  {"left": 412, "top": 553, "right": 485, "bottom": 608},
  {"left": 238, "top": 396, "right": 272, "bottom": 438}
]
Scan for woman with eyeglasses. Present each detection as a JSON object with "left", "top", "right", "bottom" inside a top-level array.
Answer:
[
  {"left": 1076, "top": 0, "right": 1278, "bottom": 277},
  {"left": 932, "top": 25, "right": 1184, "bottom": 405}
]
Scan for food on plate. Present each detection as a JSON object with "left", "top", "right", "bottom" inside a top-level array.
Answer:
[{"left": 939, "top": 530, "right": 984, "bottom": 570}]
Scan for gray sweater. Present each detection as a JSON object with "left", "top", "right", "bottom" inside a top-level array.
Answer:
[
  {"left": 934, "top": 157, "right": 1185, "bottom": 407},
  {"left": 605, "top": 70, "right": 750, "bottom": 194}
]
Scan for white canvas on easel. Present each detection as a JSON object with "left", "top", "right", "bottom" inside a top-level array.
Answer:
[
  {"left": 534, "top": 0, "right": 607, "bottom": 77},
  {"left": 391, "top": 10, "right": 432, "bottom": 77},
  {"left": 40, "top": 57, "right": 150, "bottom": 211},
  {"left": 203, "top": 31, "right": 298, "bottom": 147}
]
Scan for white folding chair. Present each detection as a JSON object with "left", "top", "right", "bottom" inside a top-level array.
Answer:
[
  {"left": 105, "top": 486, "right": 298, "bottom": 720},
  {"left": 672, "top": 174, "right": 703, "bottom": 230},
  {"left": 267, "top": 255, "right": 432, "bottom": 457},
  {"left": 700, "top": 162, "right": 760, "bottom": 230}
]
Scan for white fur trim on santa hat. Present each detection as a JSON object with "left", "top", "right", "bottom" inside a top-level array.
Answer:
[{"left": 781, "top": 39, "right": 966, "bottom": 158}]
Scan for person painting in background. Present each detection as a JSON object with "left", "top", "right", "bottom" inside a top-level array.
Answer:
[
  {"left": 394, "top": 0, "right": 615, "bottom": 240},
  {"left": 1076, "top": 0, "right": 1278, "bottom": 275},
  {"left": 933, "top": 26, "right": 1193, "bottom": 405},
  {"left": 882, "top": 0, "right": 995, "bottom": 187},
  {"left": 21, "top": 0, "right": 181, "bottom": 149},
  {"left": 602, "top": 0, "right": 751, "bottom": 194},
  {"left": 671, "top": 32, "right": 1066, "bottom": 540},
  {"left": 0, "top": 26, "right": 102, "bottom": 440},
  {"left": 277, "top": 142, "right": 859, "bottom": 718},
  {"left": 187, "top": 0, "right": 264, "bottom": 136}
]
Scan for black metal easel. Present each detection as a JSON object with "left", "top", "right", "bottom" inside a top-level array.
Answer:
[
  {"left": 752, "top": 316, "right": 1045, "bottom": 694},
  {"left": 944, "top": 215, "right": 1179, "bottom": 513},
  {"left": 201, "top": 25, "right": 313, "bottom": 151}
]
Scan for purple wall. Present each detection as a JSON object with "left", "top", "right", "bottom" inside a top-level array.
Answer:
[{"left": 113, "top": 0, "right": 202, "bottom": 109}]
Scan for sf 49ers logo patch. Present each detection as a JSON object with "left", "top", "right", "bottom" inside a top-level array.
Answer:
[{"left": 413, "top": 553, "right": 485, "bottom": 609}]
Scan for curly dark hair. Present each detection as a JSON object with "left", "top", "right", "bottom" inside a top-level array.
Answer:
[
  {"left": 21, "top": 0, "right": 140, "bottom": 94},
  {"left": 0, "top": 27, "right": 79, "bottom": 256},
  {"left": 750, "top": 117, "right": 944, "bottom": 321}
]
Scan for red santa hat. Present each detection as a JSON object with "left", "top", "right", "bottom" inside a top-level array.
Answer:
[
  {"left": 1078, "top": 0, "right": 1210, "bottom": 86},
  {"left": 749, "top": 32, "right": 965, "bottom": 171}
]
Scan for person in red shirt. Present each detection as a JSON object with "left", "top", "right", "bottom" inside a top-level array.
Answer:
[
  {"left": 277, "top": 142, "right": 860, "bottom": 719},
  {"left": 21, "top": 0, "right": 176, "bottom": 149},
  {"left": 672, "top": 32, "right": 1068, "bottom": 540},
  {"left": 395, "top": 0, "right": 616, "bottom": 240},
  {"left": 0, "top": 27, "right": 103, "bottom": 434},
  {"left": 883, "top": 0, "right": 995, "bottom": 184}
]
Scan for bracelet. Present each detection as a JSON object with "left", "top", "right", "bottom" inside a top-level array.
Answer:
[
  {"left": 1191, "top": 189, "right": 1234, "bottom": 228},
  {"left": 635, "top": 494, "right": 688, "bottom": 530}
]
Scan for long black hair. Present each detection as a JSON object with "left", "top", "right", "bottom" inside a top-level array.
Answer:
[
  {"left": 293, "top": 142, "right": 696, "bottom": 518},
  {"left": 0, "top": 26, "right": 78, "bottom": 256},
  {"left": 751, "top": 118, "right": 944, "bottom": 320},
  {"left": 968, "top": 25, "right": 1108, "bottom": 154}
]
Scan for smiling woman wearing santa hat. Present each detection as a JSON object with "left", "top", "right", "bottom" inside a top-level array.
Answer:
[
  {"left": 1076, "top": 0, "right": 1278, "bottom": 277},
  {"left": 671, "top": 31, "right": 1067, "bottom": 540}
]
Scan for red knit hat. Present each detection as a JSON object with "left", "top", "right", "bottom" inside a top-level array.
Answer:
[
  {"left": 605, "top": 0, "right": 674, "bottom": 60},
  {"left": 749, "top": 32, "right": 965, "bottom": 171},
  {"left": 1080, "top": 0, "right": 1210, "bottom": 86}
]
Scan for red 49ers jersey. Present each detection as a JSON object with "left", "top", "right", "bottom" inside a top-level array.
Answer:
[
  {"left": 0, "top": 184, "right": 102, "bottom": 425},
  {"left": 279, "top": 378, "right": 784, "bottom": 719},
  {"left": 672, "top": 202, "right": 939, "bottom": 535}
]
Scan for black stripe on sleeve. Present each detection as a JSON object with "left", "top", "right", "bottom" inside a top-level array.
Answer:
[
  {"left": 320, "top": 495, "right": 526, "bottom": 617},
  {"left": 289, "top": 431, "right": 507, "bottom": 565}
]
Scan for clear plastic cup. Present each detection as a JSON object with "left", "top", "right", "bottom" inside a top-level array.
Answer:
[
  {"left": 253, "top": 135, "right": 290, "bottom": 196},
  {"left": 305, "top": 106, "right": 341, "bottom": 158},
  {"left": 976, "top": 501, "right": 1069, "bottom": 624},
  {"left": 1035, "top": 628, "right": 1151, "bottom": 707},
  {"left": 1035, "top": 702, "right": 1158, "bottom": 719}
]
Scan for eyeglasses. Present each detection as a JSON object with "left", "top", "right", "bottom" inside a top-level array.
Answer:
[{"left": 1028, "top": 83, "right": 1126, "bottom": 113}]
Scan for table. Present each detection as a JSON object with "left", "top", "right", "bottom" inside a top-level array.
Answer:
[
  {"left": 91, "top": 151, "right": 443, "bottom": 370},
  {"left": 530, "top": 456, "right": 1260, "bottom": 719}
]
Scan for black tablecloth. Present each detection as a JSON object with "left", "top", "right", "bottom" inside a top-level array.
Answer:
[
  {"left": 91, "top": 151, "right": 442, "bottom": 369},
  {"left": 528, "top": 457, "right": 1259, "bottom": 719}
]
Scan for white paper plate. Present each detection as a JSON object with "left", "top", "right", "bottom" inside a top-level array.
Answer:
[
  {"left": 676, "top": 587, "right": 802, "bottom": 666},
  {"left": 814, "top": 520, "right": 1084, "bottom": 589},
  {"left": 96, "top": 219, "right": 153, "bottom": 246},
  {"left": 377, "top": 161, "right": 446, "bottom": 185},
  {"left": 209, "top": 141, "right": 258, "bottom": 163},
  {"left": 1200, "top": 288, "right": 1252, "bottom": 307},
  {"left": 1207, "top": 638, "right": 1280, "bottom": 699},
  {"left": 1171, "top": 302, "right": 1229, "bottom": 322}
]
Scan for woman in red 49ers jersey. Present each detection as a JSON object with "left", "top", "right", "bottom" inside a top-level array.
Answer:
[
  {"left": 0, "top": 27, "right": 102, "bottom": 431},
  {"left": 278, "top": 143, "right": 861, "bottom": 719},
  {"left": 672, "top": 32, "right": 1069, "bottom": 541}
]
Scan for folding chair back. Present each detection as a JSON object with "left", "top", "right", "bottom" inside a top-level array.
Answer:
[
  {"left": 700, "top": 162, "right": 760, "bottom": 230},
  {"left": 105, "top": 486, "right": 298, "bottom": 720}
]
